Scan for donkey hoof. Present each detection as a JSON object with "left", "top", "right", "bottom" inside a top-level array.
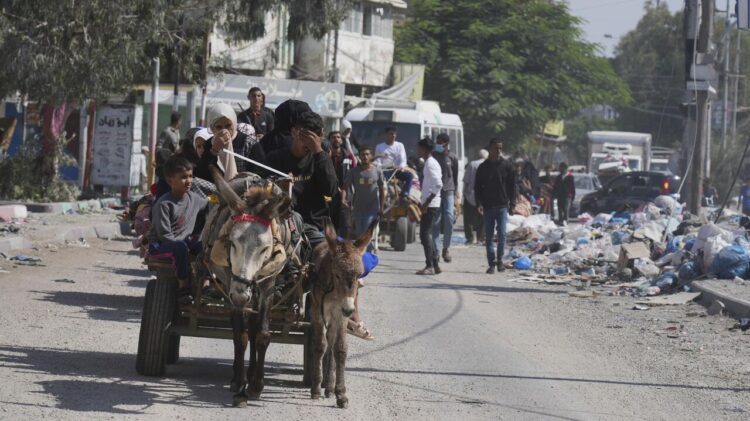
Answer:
[
  {"left": 229, "top": 381, "right": 242, "bottom": 393},
  {"left": 232, "top": 394, "right": 248, "bottom": 408},
  {"left": 247, "top": 390, "right": 262, "bottom": 401},
  {"left": 324, "top": 389, "right": 333, "bottom": 398},
  {"left": 336, "top": 396, "right": 349, "bottom": 409},
  {"left": 311, "top": 391, "right": 322, "bottom": 400}
]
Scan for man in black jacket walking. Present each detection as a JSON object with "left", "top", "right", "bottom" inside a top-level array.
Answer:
[
  {"left": 237, "top": 87, "right": 274, "bottom": 139},
  {"left": 474, "top": 139, "right": 516, "bottom": 274}
]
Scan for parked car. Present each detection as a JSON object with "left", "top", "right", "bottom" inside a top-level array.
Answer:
[
  {"left": 580, "top": 171, "right": 680, "bottom": 215},
  {"left": 570, "top": 173, "right": 601, "bottom": 216}
]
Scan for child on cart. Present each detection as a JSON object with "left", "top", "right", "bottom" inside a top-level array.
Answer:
[{"left": 148, "top": 156, "right": 210, "bottom": 305}]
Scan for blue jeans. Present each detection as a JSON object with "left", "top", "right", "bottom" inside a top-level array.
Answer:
[
  {"left": 420, "top": 207, "right": 441, "bottom": 267},
  {"left": 484, "top": 207, "right": 508, "bottom": 267},
  {"left": 384, "top": 170, "right": 414, "bottom": 197},
  {"left": 432, "top": 192, "right": 455, "bottom": 250},
  {"left": 353, "top": 214, "right": 377, "bottom": 252},
  {"left": 149, "top": 238, "right": 203, "bottom": 280}
]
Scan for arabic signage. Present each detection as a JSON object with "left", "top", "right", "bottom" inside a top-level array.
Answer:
[
  {"left": 206, "top": 74, "right": 345, "bottom": 118},
  {"left": 91, "top": 104, "right": 143, "bottom": 186}
]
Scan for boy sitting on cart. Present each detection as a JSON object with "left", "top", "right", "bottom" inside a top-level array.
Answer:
[{"left": 148, "top": 156, "right": 210, "bottom": 305}]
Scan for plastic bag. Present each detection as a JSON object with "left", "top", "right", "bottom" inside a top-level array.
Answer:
[
  {"left": 678, "top": 260, "right": 701, "bottom": 281},
  {"left": 709, "top": 245, "right": 750, "bottom": 279},
  {"left": 611, "top": 231, "right": 630, "bottom": 245},
  {"left": 513, "top": 256, "right": 533, "bottom": 270},
  {"left": 651, "top": 272, "right": 678, "bottom": 291}
]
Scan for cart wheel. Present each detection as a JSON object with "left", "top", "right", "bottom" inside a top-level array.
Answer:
[
  {"left": 407, "top": 220, "right": 416, "bottom": 244},
  {"left": 166, "top": 334, "right": 180, "bottom": 364},
  {"left": 136, "top": 275, "right": 176, "bottom": 376},
  {"left": 390, "top": 217, "right": 408, "bottom": 251},
  {"left": 302, "top": 293, "right": 313, "bottom": 387}
]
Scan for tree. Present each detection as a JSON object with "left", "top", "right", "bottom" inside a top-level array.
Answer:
[
  {"left": 612, "top": 2, "right": 684, "bottom": 147},
  {"left": 395, "top": 0, "right": 629, "bottom": 150},
  {"left": 0, "top": 0, "right": 350, "bottom": 192},
  {"left": 0, "top": 0, "right": 352, "bottom": 103}
]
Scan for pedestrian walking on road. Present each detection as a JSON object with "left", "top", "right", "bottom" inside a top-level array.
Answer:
[
  {"left": 475, "top": 139, "right": 516, "bottom": 274},
  {"left": 416, "top": 137, "right": 443, "bottom": 275},
  {"left": 552, "top": 162, "right": 575, "bottom": 225},
  {"left": 341, "top": 146, "right": 385, "bottom": 252},
  {"left": 463, "top": 149, "right": 487, "bottom": 244},
  {"left": 158, "top": 111, "right": 182, "bottom": 152},
  {"left": 433, "top": 133, "right": 459, "bottom": 262}
]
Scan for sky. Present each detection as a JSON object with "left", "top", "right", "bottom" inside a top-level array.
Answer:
[{"left": 566, "top": 0, "right": 685, "bottom": 56}]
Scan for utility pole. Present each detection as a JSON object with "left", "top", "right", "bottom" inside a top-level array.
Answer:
[
  {"left": 721, "top": 0, "right": 731, "bottom": 154},
  {"left": 689, "top": 0, "right": 714, "bottom": 214},
  {"left": 148, "top": 58, "right": 160, "bottom": 187},
  {"left": 732, "top": 32, "right": 742, "bottom": 144}
]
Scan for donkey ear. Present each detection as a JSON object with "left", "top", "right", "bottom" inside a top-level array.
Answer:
[
  {"left": 354, "top": 216, "right": 379, "bottom": 255},
  {"left": 324, "top": 218, "right": 338, "bottom": 252},
  {"left": 209, "top": 165, "right": 246, "bottom": 214}
]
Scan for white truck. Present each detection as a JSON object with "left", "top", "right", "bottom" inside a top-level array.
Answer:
[{"left": 587, "top": 131, "right": 652, "bottom": 181}]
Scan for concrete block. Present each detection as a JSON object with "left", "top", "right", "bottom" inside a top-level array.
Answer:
[
  {"left": 0, "top": 237, "right": 32, "bottom": 253},
  {"left": 94, "top": 223, "right": 121, "bottom": 239},
  {"left": 0, "top": 205, "right": 28, "bottom": 221},
  {"left": 58, "top": 226, "right": 97, "bottom": 243}
]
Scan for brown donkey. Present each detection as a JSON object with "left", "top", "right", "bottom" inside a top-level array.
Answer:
[{"left": 309, "top": 218, "right": 377, "bottom": 408}]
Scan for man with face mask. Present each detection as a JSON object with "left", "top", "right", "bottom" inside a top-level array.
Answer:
[{"left": 432, "top": 133, "right": 459, "bottom": 263}]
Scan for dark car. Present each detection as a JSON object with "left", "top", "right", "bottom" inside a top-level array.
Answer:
[{"left": 579, "top": 171, "right": 680, "bottom": 215}]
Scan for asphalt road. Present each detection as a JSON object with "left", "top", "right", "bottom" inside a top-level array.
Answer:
[{"left": 1, "top": 237, "right": 749, "bottom": 420}]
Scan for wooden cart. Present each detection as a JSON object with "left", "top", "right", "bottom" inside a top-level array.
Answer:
[{"left": 135, "top": 258, "right": 313, "bottom": 385}]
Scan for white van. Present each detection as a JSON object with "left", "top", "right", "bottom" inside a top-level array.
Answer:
[{"left": 345, "top": 100, "right": 466, "bottom": 195}]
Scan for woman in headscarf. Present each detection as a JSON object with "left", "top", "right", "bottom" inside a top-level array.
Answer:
[
  {"left": 192, "top": 127, "right": 210, "bottom": 159},
  {"left": 195, "top": 103, "right": 266, "bottom": 181}
]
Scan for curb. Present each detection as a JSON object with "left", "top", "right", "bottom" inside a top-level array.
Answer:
[
  {"left": 0, "top": 221, "right": 131, "bottom": 254},
  {"left": 691, "top": 281, "right": 750, "bottom": 319},
  {"left": 0, "top": 198, "right": 122, "bottom": 215}
]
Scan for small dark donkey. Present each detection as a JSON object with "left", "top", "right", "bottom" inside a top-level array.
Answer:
[{"left": 309, "top": 218, "right": 377, "bottom": 408}]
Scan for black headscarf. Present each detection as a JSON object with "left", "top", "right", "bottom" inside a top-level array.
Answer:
[{"left": 260, "top": 99, "right": 312, "bottom": 155}]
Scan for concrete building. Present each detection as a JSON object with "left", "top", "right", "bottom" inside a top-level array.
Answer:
[{"left": 209, "top": 1, "right": 407, "bottom": 95}]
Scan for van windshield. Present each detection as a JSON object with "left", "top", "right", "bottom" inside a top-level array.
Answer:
[{"left": 350, "top": 122, "right": 422, "bottom": 161}]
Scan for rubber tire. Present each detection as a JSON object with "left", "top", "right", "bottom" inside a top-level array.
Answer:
[
  {"left": 407, "top": 220, "right": 416, "bottom": 244},
  {"left": 390, "top": 217, "right": 408, "bottom": 252},
  {"left": 166, "top": 335, "right": 180, "bottom": 365},
  {"left": 136, "top": 277, "right": 176, "bottom": 376},
  {"left": 302, "top": 293, "right": 313, "bottom": 387}
]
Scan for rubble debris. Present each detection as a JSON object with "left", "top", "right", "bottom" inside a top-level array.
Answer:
[
  {"left": 53, "top": 278, "right": 75, "bottom": 283},
  {"left": 636, "top": 292, "right": 701, "bottom": 306},
  {"left": 632, "top": 304, "right": 650, "bottom": 311},
  {"left": 706, "top": 299, "right": 726, "bottom": 316}
]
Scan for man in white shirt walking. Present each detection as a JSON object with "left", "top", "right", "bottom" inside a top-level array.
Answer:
[
  {"left": 375, "top": 127, "right": 414, "bottom": 200},
  {"left": 416, "top": 137, "right": 443, "bottom": 275}
]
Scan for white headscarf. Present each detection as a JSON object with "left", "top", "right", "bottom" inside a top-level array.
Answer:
[
  {"left": 207, "top": 103, "right": 238, "bottom": 181},
  {"left": 193, "top": 128, "right": 210, "bottom": 150}
]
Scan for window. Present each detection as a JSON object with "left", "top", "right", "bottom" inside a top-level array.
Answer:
[
  {"left": 608, "top": 175, "right": 632, "bottom": 195},
  {"left": 343, "top": 2, "right": 363, "bottom": 33},
  {"left": 363, "top": 4, "right": 373, "bottom": 36},
  {"left": 362, "top": 3, "right": 393, "bottom": 38}
]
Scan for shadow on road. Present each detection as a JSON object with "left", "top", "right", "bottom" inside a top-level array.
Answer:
[
  {"left": 33, "top": 290, "right": 143, "bottom": 323},
  {"left": 0, "top": 345, "right": 307, "bottom": 413}
]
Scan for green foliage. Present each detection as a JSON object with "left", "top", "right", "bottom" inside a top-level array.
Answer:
[
  {"left": 612, "top": 2, "right": 684, "bottom": 146},
  {"left": 0, "top": 133, "right": 80, "bottom": 202},
  {"left": 395, "top": 0, "right": 630, "bottom": 150},
  {"left": 0, "top": 0, "right": 351, "bottom": 104}
]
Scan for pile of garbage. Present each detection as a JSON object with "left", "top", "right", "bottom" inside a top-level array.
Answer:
[{"left": 503, "top": 195, "right": 749, "bottom": 297}]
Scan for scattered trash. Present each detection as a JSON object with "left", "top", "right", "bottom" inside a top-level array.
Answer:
[
  {"left": 635, "top": 292, "right": 701, "bottom": 306},
  {"left": 65, "top": 238, "right": 90, "bottom": 248},
  {"left": 53, "top": 278, "right": 75, "bottom": 283},
  {"left": 512, "top": 256, "right": 533, "bottom": 270},
  {"left": 739, "top": 319, "right": 750, "bottom": 332},
  {"left": 568, "top": 290, "right": 599, "bottom": 298},
  {"left": 11, "top": 254, "right": 41, "bottom": 262},
  {"left": 632, "top": 304, "right": 650, "bottom": 311}
]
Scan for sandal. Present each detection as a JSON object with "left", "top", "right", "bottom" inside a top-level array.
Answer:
[
  {"left": 347, "top": 321, "right": 375, "bottom": 341},
  {"left": 177, "top": 287, "right": 194, "bottom": 305}
]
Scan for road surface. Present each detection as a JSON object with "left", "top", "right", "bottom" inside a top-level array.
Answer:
[{"left": 1, "top": 237, "right": 749, "bottom": 420}]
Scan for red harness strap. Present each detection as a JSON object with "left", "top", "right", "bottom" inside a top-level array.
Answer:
[{"left": 231, "top": 214, "right": 272, "bottom": 227}]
